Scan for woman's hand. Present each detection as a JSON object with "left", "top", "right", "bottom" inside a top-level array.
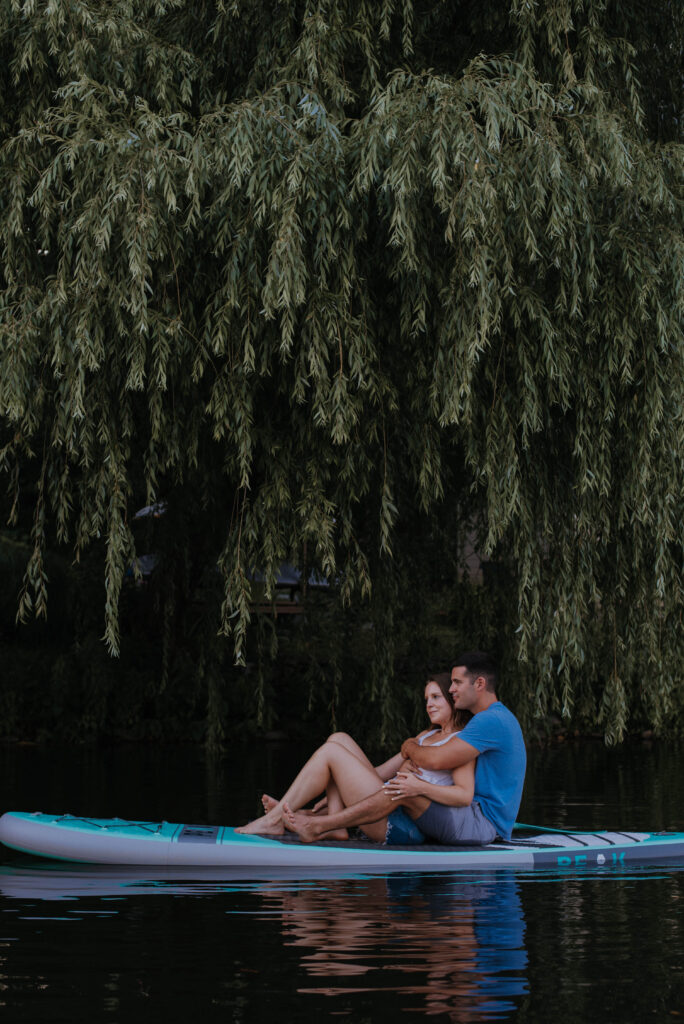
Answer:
[{"left": 384, "top": 769, "right": 425, "bottom": 801}]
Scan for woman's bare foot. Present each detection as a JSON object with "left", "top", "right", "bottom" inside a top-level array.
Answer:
[
  {"left": 259, "top": 793, "right": 303, "bottom": 833},
  {"left": 259, "top": 793, "right": 333, "bottom": 828},
  {"left": 254, "top": 797, "right": 299, "bottom": 833},
  {"left": 235, "top": 812, "right": 284, "bottom": 836}
]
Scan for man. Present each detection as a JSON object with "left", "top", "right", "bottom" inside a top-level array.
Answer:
[
  {"left": 398, "top": 651, "right": 526, "bottom": 844},
  {"left": 284, "top": 652, "right": 526, "bottom": 846}
]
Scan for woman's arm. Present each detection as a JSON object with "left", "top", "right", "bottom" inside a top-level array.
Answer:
[
  {"left": 374, "top": 752, "right": 404, "bottom": 781},
  {"left": 386, "top": 761, "right": 474, "bottom": 807}
]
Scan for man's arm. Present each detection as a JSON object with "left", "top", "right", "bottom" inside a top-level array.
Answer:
[
  {"left": 400, "top": 735, "right": 479, "bottom": 771},
  {"left": 375, "top": 729, "right": 431, "bottom": 780},
  {"left": 385, "top": 761, "right": 475, "bottom": 807}
]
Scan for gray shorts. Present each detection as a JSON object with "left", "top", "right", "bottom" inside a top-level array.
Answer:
[{"left": 415, "top": 801, "right": 497, "bottom": 846}]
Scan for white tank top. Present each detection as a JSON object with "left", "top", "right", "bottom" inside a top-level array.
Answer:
[{"left": 416, "top": 729, "right": 460, "bottom": 786}]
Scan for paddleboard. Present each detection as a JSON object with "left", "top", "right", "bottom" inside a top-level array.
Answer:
[{"left": 2, "top": 811, "right": 684, "bottom": 874}]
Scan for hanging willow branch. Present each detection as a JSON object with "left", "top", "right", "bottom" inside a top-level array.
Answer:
[{"left": 0, "top": 0, "right": 681, "bottom": 739}]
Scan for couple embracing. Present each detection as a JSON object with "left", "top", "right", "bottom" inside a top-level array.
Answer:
[{"left": 237, "top": 651, "right": 526, "bottom": 848}]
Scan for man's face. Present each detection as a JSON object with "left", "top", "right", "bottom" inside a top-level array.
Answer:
[{"left": 449, "top": 665, "right": 479, "bottom": 710}]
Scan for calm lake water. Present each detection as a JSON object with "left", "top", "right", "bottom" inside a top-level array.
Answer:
[{"left": 2, "top": 737, "right": 684, "bottom": 1022}]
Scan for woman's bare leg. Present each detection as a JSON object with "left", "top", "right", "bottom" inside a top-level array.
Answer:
[
  {"left": 259, "top": 731, "right": 375, "bottom": 816},
  {"left": 325, "top": 733, "right": 377, "bottom": 772},
  {"left": 236, "top": 740, "right": 387, "bottom": 835},
  {"left": 318, "top": 778, "right": 348, "bottom": 839},
  {"left": 310, "top": 733, "right": 373, "bottom": 837},
  {"left": 257, "top": 732, "right": 380, "bottom": 827}
]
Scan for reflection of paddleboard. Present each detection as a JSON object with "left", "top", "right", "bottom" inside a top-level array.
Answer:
[
  {"left": 0, "top": 863, "right": 333, "bottom": 898},
  {"left": 2, "top": 811, "right": 684, "bottom": 873}
]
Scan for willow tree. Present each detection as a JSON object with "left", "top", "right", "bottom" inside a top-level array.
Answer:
[{"left": 0, "top": 0, "right": 682, "bottom": 742}]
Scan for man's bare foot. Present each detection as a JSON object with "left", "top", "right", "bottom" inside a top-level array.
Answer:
[
  {"left": 280, "top": 802, "right": 348, "bottom": 843},
  {"left": 235, "top": 812, "right": 284, "bottom": 836},
  {"left": 282, "top": 802, "right": 321, "bottom": 843}
]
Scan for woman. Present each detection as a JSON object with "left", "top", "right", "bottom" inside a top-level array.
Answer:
[{"left": 236, "top": 672, "right": 473, "bottom": 842}]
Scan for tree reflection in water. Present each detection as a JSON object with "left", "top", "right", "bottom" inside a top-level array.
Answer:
[{"left": 256, "top": 873, "right": 527, "bottom": 1020}]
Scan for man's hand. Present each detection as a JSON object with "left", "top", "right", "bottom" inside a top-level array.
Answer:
[{"left": 401, "top": 737, "right": 420, "bottom": 761}]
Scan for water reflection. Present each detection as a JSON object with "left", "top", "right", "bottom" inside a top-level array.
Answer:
[
  {"left": 253, "top": 874, "right": 527, "bottom": 1021},
  {"left": 0, "top": 864, "right": 527, "bottom": 1020},
  {"left": 0, "top": 862, "right": 341, "bottom": 898}
]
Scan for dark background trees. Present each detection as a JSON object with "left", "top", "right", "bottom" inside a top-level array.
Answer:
[{"left": 0, "top": 0, "right": 681, "bottom": 747}]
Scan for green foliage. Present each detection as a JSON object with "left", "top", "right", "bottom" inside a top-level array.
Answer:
[{"left": 0, "top": 0, "right": 682, "bottom": 744}]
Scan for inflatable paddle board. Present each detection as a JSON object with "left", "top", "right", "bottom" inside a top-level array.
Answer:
[{"left": 2, "top": 811, "right": 684, "bottom": 874}]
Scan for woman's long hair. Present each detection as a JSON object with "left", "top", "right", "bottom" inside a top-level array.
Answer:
[{"left": 428, "top": 671, "right": 473, "bottom": 731}]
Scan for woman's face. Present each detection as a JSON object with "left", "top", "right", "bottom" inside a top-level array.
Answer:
[{"left": 424, "top": 681, "right": 453, "bottom": 729}]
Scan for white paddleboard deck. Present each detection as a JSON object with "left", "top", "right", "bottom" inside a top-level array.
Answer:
[{"left": 2, "top": 811, "right": 684, "bottom": 874}]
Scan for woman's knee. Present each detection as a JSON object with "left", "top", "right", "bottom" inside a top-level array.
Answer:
[
  {"left": 312, "top": 736, "right": 351, "bottom": 762},
  {"left": 327, "top": 732, "right": 354, "bottom": 747}
]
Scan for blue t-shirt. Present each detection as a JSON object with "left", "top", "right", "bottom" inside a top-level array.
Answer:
[{"left": 458, "top": 702, "right": 526, "bottom": 840}]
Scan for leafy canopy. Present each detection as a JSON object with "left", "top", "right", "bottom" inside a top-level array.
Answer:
[{"left": 0, "top": 0, "right": 682, "bottom": 741}]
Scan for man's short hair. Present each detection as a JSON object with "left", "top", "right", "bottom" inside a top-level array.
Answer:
[{"left": 452, "top": 651, "right": 498, "bottom": 692}]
